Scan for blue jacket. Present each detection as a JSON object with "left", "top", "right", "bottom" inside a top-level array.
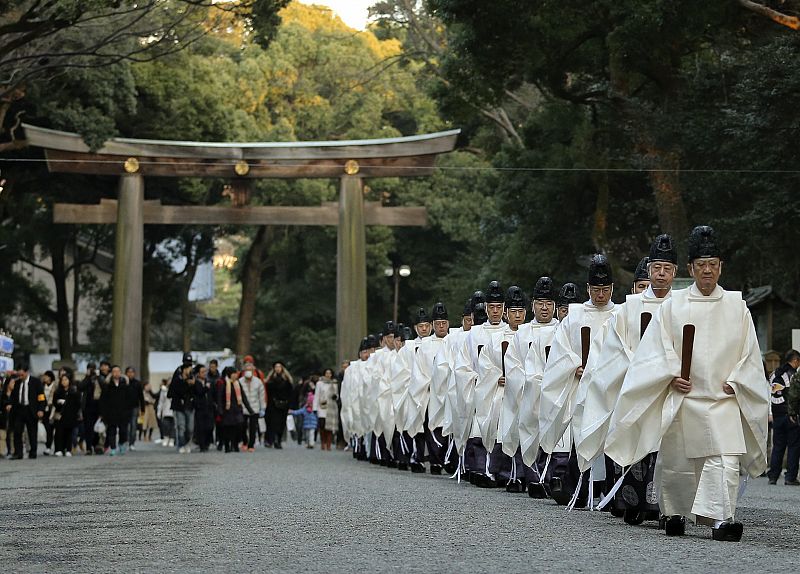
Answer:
[{"left": 290, "top": 407, "right": 318, "bottom": 429}]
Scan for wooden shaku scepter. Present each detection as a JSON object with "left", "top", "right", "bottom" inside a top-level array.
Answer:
[
  {"left": 681, "top": 324, "right": 696, "bottom": 381},
  {"left": 580, "top": 326, "right": 591, "bottom": 368}
]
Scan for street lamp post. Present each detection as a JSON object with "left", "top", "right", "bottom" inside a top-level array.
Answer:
[{"left": 384, "top": 264, "right": 411, "bottom": 325}]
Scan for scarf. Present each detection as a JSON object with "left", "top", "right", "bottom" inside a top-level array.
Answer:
[{"left": 225, "top": 379, "right": 242, "bottom": 410}]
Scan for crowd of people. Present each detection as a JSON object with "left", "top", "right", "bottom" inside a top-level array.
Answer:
[
  {"left": 0, "top": 353, "right": 346, "bottom": 458},
  {"left": 338, "top": 225, "right": 782, "bottom": 543}
]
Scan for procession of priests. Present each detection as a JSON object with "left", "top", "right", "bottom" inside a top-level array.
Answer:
[{"left": 339, "top": 225, "right": 769, "bottom": 543}]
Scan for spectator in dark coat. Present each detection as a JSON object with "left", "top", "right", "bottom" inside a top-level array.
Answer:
[
  {"left": 100, "top": 366, "right": 131, "bottom": 455},
  {"left": 80, "top": 361, "right": 108, "bottom": 455},
  {"left": 193, "top": 364, "right": 215, "bottom": 452},
  {"left": 5, "top": 364, "right": 46, "bottom": 459},
  {"left": 217, "top": 367, "right": 250, "bottom": 453},
  {"left": 265, "top": 362, "right": 294, "bottom": 449},
  {"left": 53, "top": 372, "right": 81, "bottom": 456}
]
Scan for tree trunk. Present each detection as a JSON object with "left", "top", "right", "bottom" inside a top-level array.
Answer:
[
  {"left": 72, "top": 243, "right": 80, "bottom": 350},
  {"left": 141, "top": 289, "right": 153, "bottom": 384},
  {"left": 236, "top": 226, "right": 272, "bottom": 357},
  {"left": 49, "top": 240, "right": 73, "bottom": 360},
  {"left": 640, "top": 142, "right": 690, "bottom": 266}
]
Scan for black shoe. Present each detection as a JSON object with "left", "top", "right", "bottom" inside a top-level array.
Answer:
[
  {"left": 527, "top": 482, "right": 549, "bottom": 499},
  {"left": 274, "top": 443, "right": 282, "bottom": 450},
  {"left": 430, "top": 465, "right": 442, "bottom": 475},
  {"left": 712, "top": 521, "right": 743, "bottom": 542},
  {"left": 664, "top": 515, "right": 686, "bottom": 536},
  {"left": 768, "top": 479, "right": 777, "bottom": 485},
  {"left": 550, "top": 478, "right": 572, "bottom": 506},
  {"left": 387, "top": 460, "right": 398, "bottom": 469},
  {"left": 443, "top": 462, "right": 458, "bottom": 475},
  {"left": 28, "top": 454, "right": 37, "bottom": 459},
  {"left": 506, "top": 481, "right": 525, "bottom": 493},
  {"left": 216, "top": 443, "right": 223, "bottom": 451},
  {"left": 410, "top": 463, "right": 426, "bottom": 474},
  {"left": 11, "top": 454, "right": 23, "bottom": 460},
  {"left": 785, "top": 479, "right": 799, "bottom": 485},
  {"left": 624, "top": 509, "right": 646, "bottom": 525},
  {"left": 396, "top": 462, "right": 408, "bottom": 471},
  {"left": 658, "top": 515, "right": 667, "bottom": 530},
  {"left": 379, "top": 459, "right": 388, "bottom": 467},
  {"left": 474, "top": 474, "right": 498, "bottom": 488},
  {"left": 610, "top": 508, "right": 625, "bottom": 518}
]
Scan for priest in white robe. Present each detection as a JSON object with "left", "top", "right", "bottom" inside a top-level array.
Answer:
[
  {"left": 368, "top": 322, "right": 397, "bottom": 464},
  {"left": 605, "top": 226, "right": 769, "bottom": 542},
  {"left": 405, "top": 303, "right": 449, "bottom": 474},
  {"left": 454, "top": 284, "right": 508, "bottom": 486},
  {"left": 575, "top": 237, "right": 677, "bottom": 521},
  {"left": 434, "top": 300, "right": 473, "bottom": 475},
  {"left": 477, "top": 286, "right": 526, "bottom": 489},
  {"left": 538, "top": 254, "right": 617, "bottom": 506}
]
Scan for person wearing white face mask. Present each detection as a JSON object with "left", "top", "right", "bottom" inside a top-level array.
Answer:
[{"left": 239, "top": 359, "right": 265, "bottom": 453}]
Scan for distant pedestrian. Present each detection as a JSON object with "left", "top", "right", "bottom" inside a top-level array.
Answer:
[
  {"left": 314, "top": 368, "right": 338, "bottom": 451},
  {"left": 41, "top": 370, "right": 56, "bottom": 456},
  {"left": 80, "top": 361, "right": 107, "bottom": 455},
  {"left": 125, "top": 367, "right": 144, "bottom": 451},
  {"left": 100, "top": 365, "right": 131, "bottom": 456},
  {"left": 140, "top": 381, "right": 158, "bottom": 442},
  {"left": 265, "top": 361, "right": 293, "bottom": 449},
  {"left": 157, "top": 379, "right": 175, "bottom": 447},
  {"left": 52, "top": 372, "right": 80, "bottom": 456},
  {"left": 6, "top": 364, "right": 46, "bottom": 459},
  {"left": 239, "top": 359, "right": 265, "bottom": 452},
  {"left": 290, "top": 392, "right": 319, "bottom": 449},
  {"left": 169, "top": 363, "right": 197, "bottom": 454},
  {"left": 193, "top": 364, "right": 215, "bottom": 452},
  {"left": 217, "top": 367, "right": 250, "bottom": 453}
]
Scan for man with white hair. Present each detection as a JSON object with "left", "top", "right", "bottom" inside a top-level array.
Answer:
[{"left": 606, "top": 225, "right": 769, "bottom": 542}]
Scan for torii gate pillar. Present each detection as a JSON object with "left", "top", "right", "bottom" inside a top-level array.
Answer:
[
  {"left": 111, "top": 173, "right": 144, "bottom": 369},
  {"left": 337, "top": 175, "right": 367, "bottom": 365}
]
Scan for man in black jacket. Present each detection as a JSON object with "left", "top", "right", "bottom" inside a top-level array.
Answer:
[
  {"left": 5, "top": 364, "right": 46, "bottom": 459},
  {"left": 768, "top": 349, "right": 800, "bottom": 485}
]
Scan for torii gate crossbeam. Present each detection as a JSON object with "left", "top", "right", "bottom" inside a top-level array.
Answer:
[{"left": 23, "top": 124, "right": 459, "bottom": 367}]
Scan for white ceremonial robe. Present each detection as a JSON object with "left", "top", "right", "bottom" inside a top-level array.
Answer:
[
  {"left": 505, "top": 319, "right": 559, "bottom": 462},
  {"left": 453, "top": 322, "right": 506, "bottom": 453},
  {"left": 406, "top": 334, "right": 447, "bottom": 436},
  {"left": 605, "top": 284, "right": 769, "bottom": 521},
  {"left": 437, "top": 328, "right": 467, "bottom": 436},
  {"left": 574, "top": 287, "right": 670, "bottom": 470},
  {"left": 340, "top": 360, "right": 360, "bottom": 439},
  {"left": 538, "top": 301, "right": 617, "bottom": 456},
  {"left": 378, "top": 348, "right": 398, "bottom": 441},
  {"left": 475, "top": 324, "right": 515, "bottom": 450},
  {"left": 391, "top": 340, "right": 420, "bottom": 433}
]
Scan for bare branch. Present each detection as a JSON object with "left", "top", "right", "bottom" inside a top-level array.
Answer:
[{"left": 738, "top": 0, "right": 800, "bottom": 30}]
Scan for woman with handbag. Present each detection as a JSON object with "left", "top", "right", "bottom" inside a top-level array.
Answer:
[{"left": 265, "top": 361, "right": 294, "bottom": 449}]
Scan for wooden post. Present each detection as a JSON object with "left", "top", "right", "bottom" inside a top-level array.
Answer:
[
  {"left": 337, "top": 175, "right": 366, "bottom": 365},
  {"left": 111, "top": 174, "right": 144, "bottom": 371}
]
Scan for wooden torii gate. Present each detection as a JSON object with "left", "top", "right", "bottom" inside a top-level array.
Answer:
[{"left": 23, "top": 123, "right": 459, "bottom": 368}]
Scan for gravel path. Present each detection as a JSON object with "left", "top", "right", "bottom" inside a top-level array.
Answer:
[{"left": 1, "top": 441, "right": 798, "bottom": 573}]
